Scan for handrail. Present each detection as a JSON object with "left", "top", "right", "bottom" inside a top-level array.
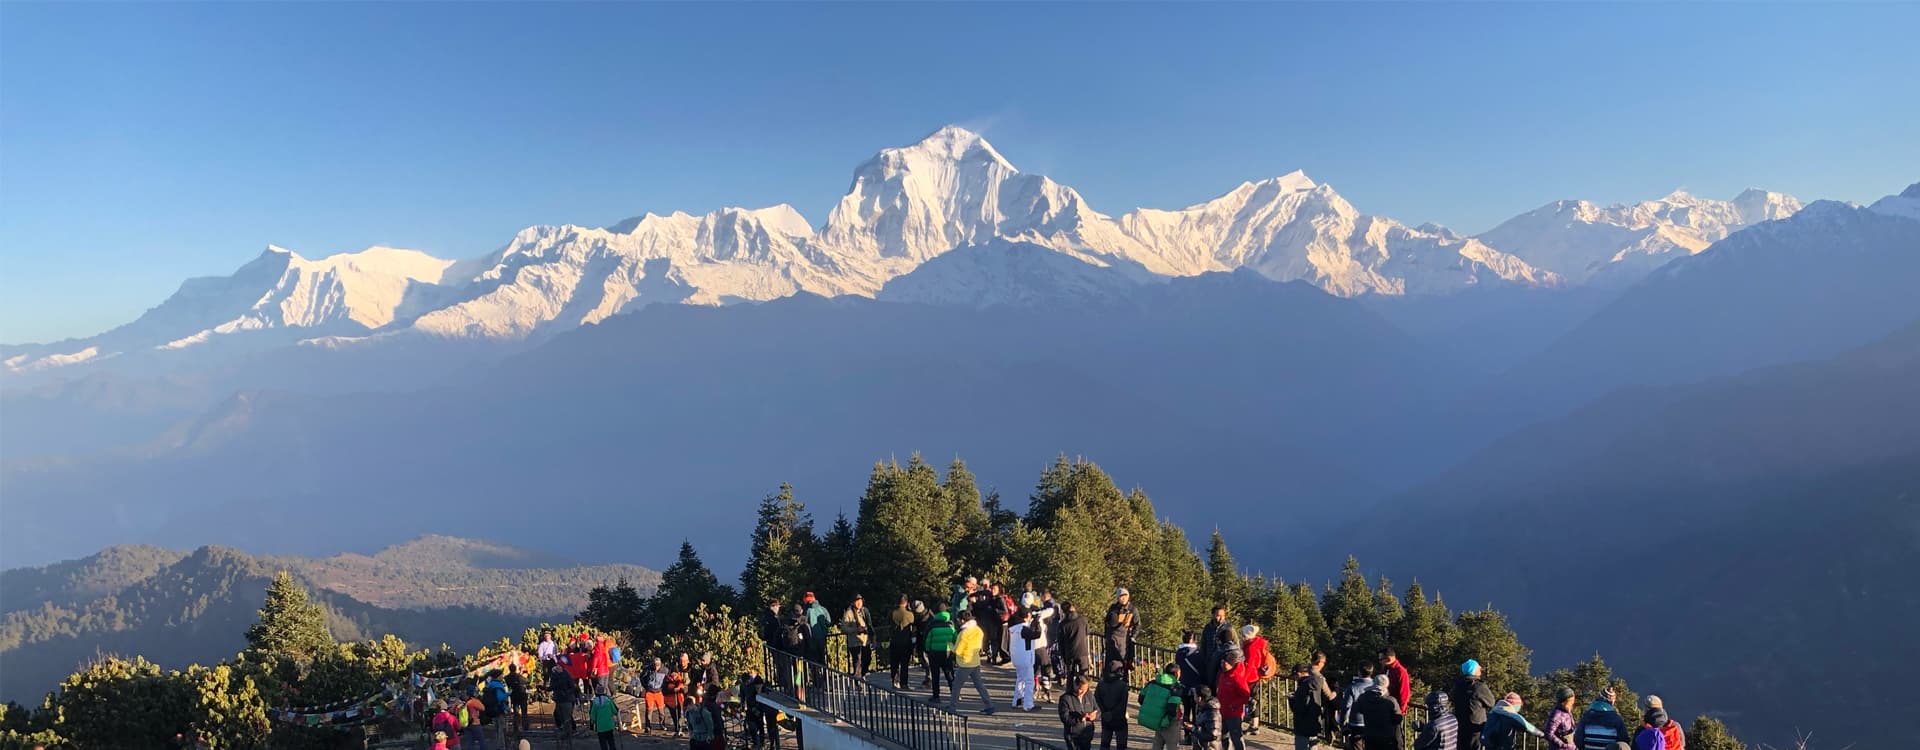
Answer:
[{"left": 757, "top": 644, "right": 970, "bottom": 750}]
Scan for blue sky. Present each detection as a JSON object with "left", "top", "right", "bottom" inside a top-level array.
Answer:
[{"left": 2, "top": 2, "right": 1914, "bottom": 343}]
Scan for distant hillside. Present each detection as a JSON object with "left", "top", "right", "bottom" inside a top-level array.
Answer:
[{"left": 0, "top": 536, "right": 656, "bottom": 704}]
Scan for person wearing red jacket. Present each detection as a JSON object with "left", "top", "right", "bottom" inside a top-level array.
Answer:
[
  {"left": 1215, "top": 657, "right": 1256, "bottom": 750},
  {"left": 1379, "top": 647, "right": 1413, "bottom": 713},
  {"left": 591, "top": 635, "right": 614, "bottom": 696},
  {"left": 1239, "top": 625, "right": 1275, "bottom": 734}
]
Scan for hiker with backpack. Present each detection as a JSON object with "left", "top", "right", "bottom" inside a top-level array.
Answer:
[
  {"left": 665, "top": 653, "right": 693, "bottom": 737},
  {"left": 550, "top": 663, "right": 581, "bottom": 743},
  {"left": 505, "top": 663, "right": 531, "bottom": 734},
  {"left": 589, "top": 692, "right": 618, "bottom": 750},
  {"left": 775, "top": 605, "right": 810, "bottom": 701},
  {"left": 1137, "top": 663, "right": 1184, "bottom": 750}
]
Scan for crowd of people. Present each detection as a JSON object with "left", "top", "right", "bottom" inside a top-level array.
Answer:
[
  {"left": 757, "top": 577, "right": 1695, "bottom": 750},
  {"left": 530, "top": 629, "right": 750, "bottom": 750}
]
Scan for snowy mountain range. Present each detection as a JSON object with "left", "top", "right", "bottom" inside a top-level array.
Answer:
[{"left": 3, "top": 125, "right": 1858, "bottom": 376}]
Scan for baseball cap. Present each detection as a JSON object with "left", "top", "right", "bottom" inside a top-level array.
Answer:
[{"left": 1115, "top": 587, "right": 1129, "bottom": 597}]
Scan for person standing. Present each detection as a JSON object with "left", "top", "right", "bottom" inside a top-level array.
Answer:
[
  {"left": 1451, "top": 660, "right": 1497, "bottom": 750},
  {"left": 1103, "top": 588, "right": 1137, "bottom": 666},
  {"left": 1199, "top": 606, "right": 1232, "bottom": 685},
  {"left": 1059, "top": 675, "right": 1100, "bottom": 750},
  {"left": 589, "top": 693, "right": 619, "bottom": 750},
  {"left": 1215, "top": 656, "right": 1254, "bottom": 750},
  {"left": 775, "top": 605, "right": 810, "bottom": 699},
  {"left": 912, "top": 599, "right": 934, "bottom": 687},
  {"left": 686, "top": 690, "right": 718, "bottom": 750},
  {"left": 665, "top": 654, "right": 692, "bottom": 737},
  {"left": 889, "top": 596, "right": 917, "bottom": 689},
  {"left": 463, "top": 688, "right": 489, "bottom": 750},
  {"left": 1339, "top": 663, "right": 1377, "bottom": 739},
  {"left": 592, "top": 636, "right": 615, "bottom": 699},
  {"left": 1547, "top": 688, "right": 1579, "bottom": 750},
  {"left": 1175, "top": 631, "right": 1205, "bottom": 693},
  {"left": 1010, "top": 609, "right": 1041, "bottom": 711},
  {"left": 1573, "top": 687, "right": 1632, "bottom": 750},
  {"left": 1379, "top": 648, "right": 1413, "bottom": 714},
  {"left": 950, "top": 610, "right": 997, "bottom": 715},
  {"left": 840, "top": 594, "right": 873, "bottom": 677},
  {"left": 1288, "top": 652, "right": 1336, "bottom": 750},
  {"left": 538, "top": 630, "right": 559, "bottom": 670},
  {"left": 801, "top": 593, "right": 833, "bottom": 672},
  {"left": 1644, "top": 696, "right": 1685, "bottom": 750},
  {"left": 1095, "top": 662, "right": 1131, "bottom": 750},
  {"left": 984, "top": 583, "right": 1012, "bottom": 665},
  {"left": 1058, "top": 601, "right": 1092, "bottom": 679},
  {"left": 1413, "top": 691, "right": 1458, "bottom": 750},
  {"left": 505, "top": 663, "right": 531, "bottom": 734},
  {"left": 760, "top": 598, "right": 785, "bottom": 646},
  {"left": 923, "top": 604, "right": 958, "bottom": 707},
  {"left": 550, "top": 664, "right": 580, "bottom": 743},
  {"left": 431, "top": 700, "right": 463, "bottom": 750},
  {"left": 1482, "top": 693, "right": 1545, "bottom": 750},
  {"left": 1137, "top": 663, "right": 1184, "bottom": 750},
  {"left": 640, "top": 658, "right": 668, "bottom": 734},
  {"left": 1355, "top": 674, "right": 1405, "bottom": 750}
]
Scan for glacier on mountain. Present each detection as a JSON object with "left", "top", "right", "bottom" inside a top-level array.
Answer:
[{"left": 1477, "top": 188, "right": 1804, "bottom": 283}]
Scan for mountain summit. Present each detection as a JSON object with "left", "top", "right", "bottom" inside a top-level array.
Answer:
[{"left": 7, "top": 126, "right": 1837, "bottom": 378}]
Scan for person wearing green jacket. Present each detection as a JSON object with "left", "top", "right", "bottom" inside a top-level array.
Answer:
[
  {"left": 1137, "top": 664, "right": 1185, "bottom": 750},
  {"left": 923, "top": 605, "right": 958, "bottom": 706},
  {"left": 589, "top": 693, "right": 619, "bottom": 750}
]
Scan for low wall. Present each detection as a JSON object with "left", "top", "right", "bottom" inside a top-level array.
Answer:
[{"left": 756, "top": 693, "right": 894, "bottom": 750}]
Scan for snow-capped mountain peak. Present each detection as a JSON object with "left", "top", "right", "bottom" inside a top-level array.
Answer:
[
  {"left": 1867, "top": 183, "right": 1920, "bottom": 222},
  {"left": 1476, "top": 187, "right": 1805, "bottom": 283}
]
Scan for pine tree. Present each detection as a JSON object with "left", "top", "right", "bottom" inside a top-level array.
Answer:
[
  {"left": 578, "top": 577, "right": 649, "bottom": 637},
  {"left": 1259, "top": 577, "right": 1313, "bottom": 670},
  {"left": 810, "top": 513, "right": 860, "bottom": 610},
  {"left": 1322, "top": 557, "right": 1383, "bottom": 677},
  {"left": 942, "top": 458, "right": 989, "bottom": 578},
  {"left": 852, "top": 455, "right": 950, "bottom": 603},
  {"left": 1394, "top": 581, "right": 1458, "bottom": 690},
  {"left": 1450, "top": 608, "right": 1532, "bottom": 697},
  {"left": 645, "top": 542, "right": 738, "bottom": 642},
  {"left": 1206, "top": 530, "right": 1249, "bottom": 619},
  {"left": 1687, "top": 716, "right": 1746, "bottom": 750},
  {"left": 1374, "top": 576, "right": 1405, "bottom": 649},
  {"left": 244, "top": 572, "right": 333, "bottom": 661},
  {"left": 1140, "top": 520, "right": 1210, "bottom": 647},
  {"left": 742, "top": 482, "right": 812, "bottom": 608}
]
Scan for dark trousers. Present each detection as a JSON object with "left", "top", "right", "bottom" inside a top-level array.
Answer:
[
  {"left": 981, "top": 622, "right": 1004, "bottom": 662},
  {"left": 1459, "top": 721, "right": 1484, "bottom": 750},
  {"left": 926, "top": 651, "right": 956, "bottom": 703},
  {"left": 597, "top": 729, "right": 617, "bottom": 749},
  {"left": 1065, "top": 731, "right": 1093, "bottom": 750},
  {"left": 1100, "top": 719, "right": 1128, "bottom": 750},
  {"left": 1362, "top": 733, "right": 1400, "bottom": 750},
  {"left": 848, "top": 644, "right": 872, "bottom": 676},
  {"left": 889, "top": 642, "right": 914, "bottom": 686}
]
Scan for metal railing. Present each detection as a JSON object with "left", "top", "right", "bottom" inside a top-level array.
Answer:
[
  {"left": 1015, "top": 734, "right": 1071, "bottom": 750},
  {"left": 757, "top": 644, "right": 970, "bottom": 750}
]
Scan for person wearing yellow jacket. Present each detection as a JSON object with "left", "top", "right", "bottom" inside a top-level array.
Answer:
[{"left": 947, "top": 611, "right": 997, "bottom": 715}]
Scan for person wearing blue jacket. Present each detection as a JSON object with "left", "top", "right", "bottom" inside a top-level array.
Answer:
[
  {"left": 1413, "top": 691, "right": 1458, "bottom": 750},
  {"left": 1482, "top": 693, "right": 1545, "bottom": 750},
  {"left": 1573, "top": 687, "right": 1632, "bottom": 750}
]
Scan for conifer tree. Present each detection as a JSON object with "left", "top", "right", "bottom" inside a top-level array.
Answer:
[
  {"left": 1140, "top": 520, "right": 1210, "bottom": 646},
  {"left": 1394, "top": 581, "right": 1458, "bottom": 690},
  {"left": 645, "top": 542, "right": 737, "bottom": 642},
  {"left": 1259, "top": 577, "right": 1313, "bottom": 669},
  {"left": 1450, "top": 608, "right": 1532, "bottom": 696},
  {"left": 811, "top": 513, "right": 860, "bottom": 609},
  {"left": 853, "top": 455, "right": 950, "bottom": 602},
  {"left": 1374, "top": 576, "right": 1405, "bottom": 646},
  {"left": 1294, "top": 581, "right": 1333, "bottom": 655},
  {"left": 1206, "top": 530, "right": 1249, "bottom": 618},
  {"left": 578, "top": 577, "right": 649, "bottom": 637},
  {"left": 1322, "top": 557, "right": 1384, "bottom": 676},
  {"left": 244, "top": 572, "right": 333, "bottom": 661},
  {"left": 1686, "top": 716, "right": 1746, "bottom": 750},
  {"left": 742, "top": 482, "right": 812, "bottom": 608}
]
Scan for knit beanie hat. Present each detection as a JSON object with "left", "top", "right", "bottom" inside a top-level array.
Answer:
[
  {"left": 1461, "top": 659, "right": 1481, "bottom": 676},
  {"left": 1555, "top": 687, "right": 1576, "bottom": 702},
  {"left": 1373, "top": 674, "right": 1391, "bottom": 691}
]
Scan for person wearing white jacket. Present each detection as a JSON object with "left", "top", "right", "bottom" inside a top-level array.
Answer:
[{"left": 1009, "top": 610, "right": 1041, "bottom": 710}]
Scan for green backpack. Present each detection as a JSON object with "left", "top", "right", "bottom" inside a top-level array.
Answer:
[{"left": 1137, "top": 676, "right": 1180, "bottom": 731}]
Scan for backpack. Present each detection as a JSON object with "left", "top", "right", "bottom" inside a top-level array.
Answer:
[
  {"left": 483, "top": 681, "right": 507, "bottom": 716},
  {"left": 1290, "top": 678, "right": 1319, "bottom": 720},
  {"left": 1137, "top": 679, "right": 1179, "bottom": 731},
  {"left": 1000, "top": 595, "right": 1015, "bottom": 621},
  {"left": 780, "top": 619, "right": 808, "bottom": 650}
]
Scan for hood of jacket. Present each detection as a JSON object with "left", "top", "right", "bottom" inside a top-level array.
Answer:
[
  {"left": 1643, "top": 707, "right": 1669, "bottom": 727},
  {"left": 1586, "top": 699, "right": 1618, "bottom": 713},
  {"left": 1425, "top": 691, "right": 1451, "bottom": 712},
  {"left": 958, "top": 619, "right": 978, "bottom": 632},
  {"left": 932, "top": 610, "right": 952, "bottom": 623}
]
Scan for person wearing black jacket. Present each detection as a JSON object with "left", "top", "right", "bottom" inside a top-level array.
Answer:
[
  {"left": 1059, "top": 675, "right": 1100, "bottom": 750},
  {"left": 1355, "top": 675, "right": 1405, "bottom": 750},
  {"left": 1103, "top": 589, "right": 1138, "bottom": 665},
  {"left": 760, "top": 598, "right": 784, "bottom": 646},
  {"left": 1057, "top": 603, "right": 1092, "bottom": 678},
  {"left": 1198, "top": 606, "right": 1233, "bottom": 685},
  {"left": 970, "top": 585, "right": 1002, "bottom": 665},
  {"left": 1094, "top": 663, "right": 1131, "bottom": 750},
  {"left": 1449, "top": 660, "right": 1497, "bottom": 750}
]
